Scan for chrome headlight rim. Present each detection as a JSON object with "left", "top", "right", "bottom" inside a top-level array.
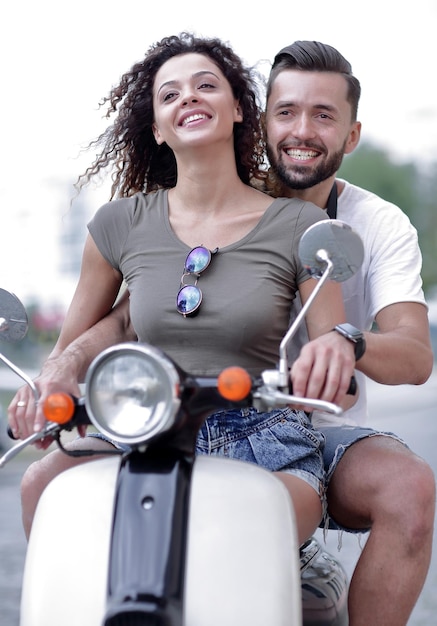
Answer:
[{"left": 84, "top": 342, "right": 181, "bottom": 445}]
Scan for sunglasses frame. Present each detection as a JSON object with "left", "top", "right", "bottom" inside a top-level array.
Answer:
[{"left": 176, "top": 246, "right": 213, "bottom": 317}]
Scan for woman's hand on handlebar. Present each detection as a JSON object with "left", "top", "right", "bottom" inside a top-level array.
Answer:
[{"left": 7, "top": 355, "right": 83, "bottom": 449}]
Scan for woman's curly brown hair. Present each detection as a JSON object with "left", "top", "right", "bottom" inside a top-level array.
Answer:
[{"left": 77, "top": 32, "right": 267, "bottom": 199}]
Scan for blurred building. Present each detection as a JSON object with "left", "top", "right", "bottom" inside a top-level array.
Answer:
[{"left": 1, "top": 179, "right": 107, "bottom": 314}]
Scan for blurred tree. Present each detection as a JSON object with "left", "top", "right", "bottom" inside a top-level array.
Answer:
[
  {"left": 419, "top": 163, "right": 437, "bottom": 293},
  {"left": 338, "top": 142, "right": 437, "bottom": 294}
]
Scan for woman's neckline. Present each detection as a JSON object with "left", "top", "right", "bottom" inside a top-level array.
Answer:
[{"left": 161, "top": 189, "right": 286, "bottom": 251}]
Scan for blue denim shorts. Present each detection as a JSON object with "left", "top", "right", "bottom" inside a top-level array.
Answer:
[
  {"left": 320, "top": 425, "right": 407, "bottom": 532},
  {"left": 195, "top": 407, "right": 325, "bottom": 500}
]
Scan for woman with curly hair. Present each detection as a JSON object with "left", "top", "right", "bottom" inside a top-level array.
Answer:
[{"left": 10, "top": 33, "right": 356, "bottom": 541}]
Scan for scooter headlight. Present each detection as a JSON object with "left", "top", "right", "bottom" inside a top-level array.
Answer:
[{"left": 84, "top": 343, "right": 181, "bottom": 445}]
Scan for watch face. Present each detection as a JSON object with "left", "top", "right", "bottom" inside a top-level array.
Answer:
[
  {"left": 338, "top": 323, "right": 362, "bottom": 340},
  {"left": 335, "top": 324, "right": 366, "bottom": 360}
]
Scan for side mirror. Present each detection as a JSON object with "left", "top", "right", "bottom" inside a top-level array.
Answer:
[
  {"left": 0, "top": 288, "right": 28, "bottom": 343},
  {"left": 298, "top": 219, "right": 364, "bottom": 283},
  {"left": 0, "top": 289, "right": 37, "bottom": 409}
]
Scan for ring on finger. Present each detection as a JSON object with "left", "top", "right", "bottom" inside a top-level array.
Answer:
[{"left": 17, "top": 401, "right": 27, "bottom": 408}]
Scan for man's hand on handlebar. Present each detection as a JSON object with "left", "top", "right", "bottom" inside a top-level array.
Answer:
[{"left": 290, "top": 331, "right": 357, "bottom": 412}]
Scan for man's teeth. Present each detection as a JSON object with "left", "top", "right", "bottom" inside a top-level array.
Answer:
[
  {"left": 286, "top": 149, "right": 318, "bottom": 160},
  {"left": 182, "top": 113, "right": 208, "bottom": 125}
]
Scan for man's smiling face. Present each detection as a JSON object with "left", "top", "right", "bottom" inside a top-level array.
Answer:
[{"left": 265, "top": 70, "right": 360, "bottom": 190}]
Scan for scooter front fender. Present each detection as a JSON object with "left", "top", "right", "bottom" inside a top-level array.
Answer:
[{"left": 21, "top": 455, "right": 302, "bottom": 626}]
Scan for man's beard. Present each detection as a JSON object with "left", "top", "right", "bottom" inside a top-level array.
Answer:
[{"left": 267, "top": 143, "right": 345, "bottom": 191}]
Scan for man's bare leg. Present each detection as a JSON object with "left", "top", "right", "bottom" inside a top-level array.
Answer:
[{"left": 327, "top": 436, "right": 435, "bottom": 626}]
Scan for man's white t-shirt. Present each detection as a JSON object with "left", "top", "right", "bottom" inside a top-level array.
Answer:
[{"left": 291, "top": 179, "right": 427, "bottom": 427}]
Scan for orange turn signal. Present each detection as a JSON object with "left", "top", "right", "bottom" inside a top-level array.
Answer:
[
  {"left": 217, "top": 367, "right": 252, "bottom": 401},
  {"left": 43, "top": 393, "right": 75, "bottom": 424}
]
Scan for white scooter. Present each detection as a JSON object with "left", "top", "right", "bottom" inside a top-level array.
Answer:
[{"left": 1, "top": 219, "right": 364, "bottom": 626}]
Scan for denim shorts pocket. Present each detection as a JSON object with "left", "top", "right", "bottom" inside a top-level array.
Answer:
[{"left": 196, "top": 407, "right": 324, "bottom": 477}]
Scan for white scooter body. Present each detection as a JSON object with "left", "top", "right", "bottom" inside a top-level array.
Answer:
[{"left": 21, "top": 454, "right": 302, "bottom": 626}]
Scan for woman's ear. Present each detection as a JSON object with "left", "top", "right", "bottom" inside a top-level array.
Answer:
[
  {"left": 152, "top": 123, "right": 164, "bottom": 145},
  {"left": 234, "top": 102, "right": 243, "bottom": 123}
]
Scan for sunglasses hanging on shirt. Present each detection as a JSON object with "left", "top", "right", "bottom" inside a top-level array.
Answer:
[{"left": 176, "top": 246, "right": 217, "bottom": 317}]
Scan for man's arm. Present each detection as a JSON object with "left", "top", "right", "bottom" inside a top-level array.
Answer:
[
  {"left": 50, "top": 291, "right": 136, "bottom": 385},
  {"left": 356, "top": 301, "right": 433, "bottom": 385}
]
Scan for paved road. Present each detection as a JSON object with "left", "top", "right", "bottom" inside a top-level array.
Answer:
[
  {"left": 1, "top": 370, "right": 436, "bottom": 625},
  {"left": 0, "top": 449, "right": 36, "bottom": 626}
]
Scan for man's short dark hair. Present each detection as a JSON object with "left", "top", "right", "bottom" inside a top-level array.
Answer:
[{"left": 267, "top": 40, "right": 361, "bottom": 121}]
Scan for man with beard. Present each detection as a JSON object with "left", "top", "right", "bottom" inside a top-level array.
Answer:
[
  {"left": 264, "top": 41, "right": 434, "bottom": 625},
  {"left": 9, "top": 40, "right": 435, "bottom": 626}
]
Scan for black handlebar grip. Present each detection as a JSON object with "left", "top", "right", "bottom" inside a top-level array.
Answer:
[
  {"left": 7, "top": 425, "right": 18, "bottom": 440},
  {"left": 347, "top": 375, "right": 357, "bottom": 395}
]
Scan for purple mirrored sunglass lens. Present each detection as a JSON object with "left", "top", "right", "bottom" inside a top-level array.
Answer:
[
  {"left": 176, "top": 285, "right": 202, "bottom": 315},
  {"left": 185, "top": 246, "right": 211, "bottom": 273}
]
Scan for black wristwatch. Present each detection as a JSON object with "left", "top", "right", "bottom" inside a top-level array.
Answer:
[{"left": 333, "top": 323, "right": 366, "bottom": 361}]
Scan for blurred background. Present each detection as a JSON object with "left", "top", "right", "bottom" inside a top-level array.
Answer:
[
  {"left": 0, "top": 2, "right": 436, "bottom": 623},
  {"left": 1, "top": 0, "right": 436, "bottom": 320}
]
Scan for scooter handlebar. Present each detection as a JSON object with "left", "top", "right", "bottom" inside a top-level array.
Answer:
[{"left": 7, "top": 395, "right": 90, "bottom": 440}]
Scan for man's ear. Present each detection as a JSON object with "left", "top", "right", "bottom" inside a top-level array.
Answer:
[
  {"left": 344, "top": 121, "right": 361, "bottom": 155},
  {"left": 152, "top": 123, "right": 164, "bottom": 145}
]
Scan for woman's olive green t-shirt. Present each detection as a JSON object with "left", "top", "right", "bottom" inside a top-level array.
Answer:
[{"left": 88, "top": 189, "right": 326, "bottom": 377}]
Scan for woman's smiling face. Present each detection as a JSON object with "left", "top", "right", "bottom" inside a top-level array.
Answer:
[{"left": 152, "top": 52, "right": 242, "bottom": 151}]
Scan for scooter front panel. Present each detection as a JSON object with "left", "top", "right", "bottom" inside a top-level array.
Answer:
[
  {"left": 185, "top": 456, "right": 302, "bottom": 625},
  {"left": 20, "top": 456, "right": 121, "bottom": 626}
]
